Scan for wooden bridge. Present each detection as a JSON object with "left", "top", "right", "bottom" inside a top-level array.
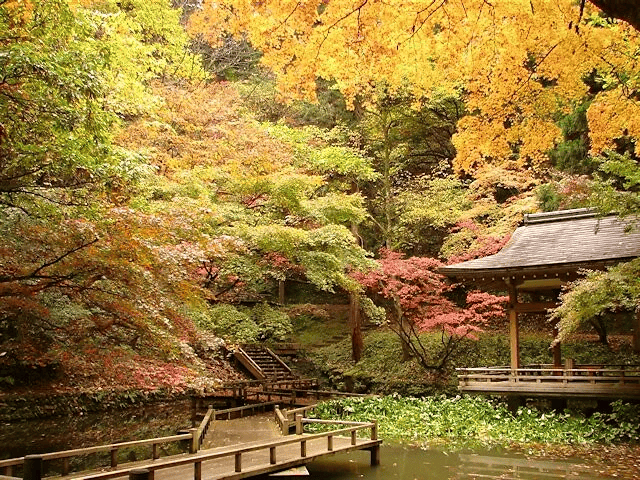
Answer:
[{"left": 0, "top": 402, "right": 381, "bottom": 480}]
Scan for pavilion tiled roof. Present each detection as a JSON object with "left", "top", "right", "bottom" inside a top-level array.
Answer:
[{"left": 439, "top": 209, "right": 640, "bottom": 282}]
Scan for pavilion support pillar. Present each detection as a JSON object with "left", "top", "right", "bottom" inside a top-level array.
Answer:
[
  {"left": 552, "top": 325, "right": 562, "bottom": 368},
  {"left": 507, "top": 282, "right": 520, "bottom": 371}
]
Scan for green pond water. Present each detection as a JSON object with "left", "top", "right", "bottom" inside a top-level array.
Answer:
[
  {"left": 301, "top": 444, "right": 609, "bottom": 479},
  {"left": 0, "top": 401, "right": 618, "bottom": 479}
]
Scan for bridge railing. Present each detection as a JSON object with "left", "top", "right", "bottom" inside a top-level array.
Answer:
[
  {"left": 2, "top": 400, "right": 301, "bottom": 479},
  {"left": 0, "top": 432, "right": 195, "bottom": 479},
  {"left": 274, "top": 404, "right": 317, "bottom": 434},
  {"left": 65, "top": 416, "right": 379, "bottom": 480},
  {"left": 195, "top": 401, "right": 281, "bottom": 449}
]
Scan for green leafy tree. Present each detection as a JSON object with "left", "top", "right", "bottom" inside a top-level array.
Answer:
[
  {"left": 551, "top": 258, "right": 640, "bottom": 345},
  {"left": 0, "top": 0, "right": 117, "bottom": 213},
  {"left": 355, "top": 88, "right": 462, "bottom": 251}
]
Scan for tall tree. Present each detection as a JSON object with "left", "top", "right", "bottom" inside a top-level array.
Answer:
[
  {"left": 190, "top": 0, "right": 640, "bottom": 176},
  {"left": 0, "top": 0, "right": 210, "bottom": 389}
]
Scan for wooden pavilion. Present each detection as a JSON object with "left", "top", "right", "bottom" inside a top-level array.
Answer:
[{"left": 439, "top": 208, "right": 640, "bottom": 403}]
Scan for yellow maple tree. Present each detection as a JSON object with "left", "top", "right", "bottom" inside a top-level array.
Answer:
[{"left": 190, "top": 0, "right": 640, "bottom": 176}]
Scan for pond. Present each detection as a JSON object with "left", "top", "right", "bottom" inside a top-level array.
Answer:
[
  {"left": 303, "top": 444, "right": 610, "bottom": 479},
  {"left": 0, "top": 402, "right": 623, "bottom": 479}
]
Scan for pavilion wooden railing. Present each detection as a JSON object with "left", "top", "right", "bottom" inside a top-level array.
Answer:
[{"left": 457, "top": 365, "right": 640, "bottom": 390}]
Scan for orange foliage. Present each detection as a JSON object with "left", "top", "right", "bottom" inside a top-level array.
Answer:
[{"left": 190, "top": 0, "right": 640, "bottom": 173}]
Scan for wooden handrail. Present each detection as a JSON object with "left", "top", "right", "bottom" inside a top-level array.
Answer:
[
  {"left": 222, "top": 378, "right": 318, "bottom": 389},
  {"left": 456, "top": 366, "right": 640, "bottom": 388},
  {"left": 457, "top": 364, "right": 640, "bottom": 372},
  {"left": 264, "top": 347, "right": 293, "bottom": 376},
  {"left": 286, "top": 404, "right": 317, "bottom": 420},
  {"left": 274, "top": 406, "right": 289, "bottom": 434},
  {"left": 301, "top": 418, "right": 372, "bottom": 426},
  {"left": 264, "top": 388, "right": 368, "bottom": 400},
  {"left": 0, "top": 433, "right": 193, "bottom": 472},
  {"left": 234, "top": 347, "right": 266, "bottom": 380},
  {"left": 213, "top": 401, "right": 279, "bottom": 418},
  {"left": 67, "top": 420, "right": 379, "bottom": 480},
  {"left": 457, "top": 369, "right": 640, "bottom": 376},
  {"left": 195, "top": 406, "right": 214, "bottom": 451}
]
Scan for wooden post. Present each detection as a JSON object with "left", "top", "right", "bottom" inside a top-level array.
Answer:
[
  {"left": 295, "top": 414, "right": 303, "bottom": 435},
  {"left": 235, "top": 453, "right": 242, "bottom": 473},
  {"left": 371, "top": 420, "right": 378, "bottom": 441},
  {"left": 62, "top": 457, "right": 70, "bottom": 476},
  {"left": 194, "top": 461, "right": 202, "bottom": 480},
  {"left": 152, "top": 443, "right": 158, "bottom": 460},
  {"left": 370, "top": 445, "right": 381, "bottom": 466},
  {"left": 189, "top": 428, "right": 199, "bottom": 453},
  {"left": 351, "top": 430, "right": 357, "bottom": 445},
  {"left": 552, "top": 325, "right": 562, "bottom": 369},
  {"left": 129, "top": 469, "right": 150, "bottom": 480},
  {"left": 300, "top": 439, "right": 307, "bottom": 457},
  {"left": 507, "top": 281, "right": 521, "bottom": 371},
  {"left": 110, "top": 448, "right": 118, "bottom": 468},
  {"left": 270, "top": 446, "right": 277, "bottom": 464},
  {"left": 565, "top": 357, "right": 575, "bottom": 374},
  {"left": 327, "top": 435, "right": 334, "bottom": 451},
  {"left": 23, "top": 455, "right": 43, "bottom": 480}
]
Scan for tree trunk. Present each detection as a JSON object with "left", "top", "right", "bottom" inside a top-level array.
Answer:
[
  {"left": 589, "top": 318, "right": 608, "bottom": 345},
  {"left": 350, "top": 293, "right": 363, "bottom": 362},
  {"left": 395, "top": 302, "right": 413, "bottom": 361}
]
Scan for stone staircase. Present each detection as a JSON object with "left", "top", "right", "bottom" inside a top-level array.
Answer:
[{"left": 234, "top": 345, "right": 296, "bottom": 380}]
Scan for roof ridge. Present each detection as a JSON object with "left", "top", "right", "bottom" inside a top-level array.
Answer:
[{"left": 524, "top": 208, "right": 597, "bottom": 225}]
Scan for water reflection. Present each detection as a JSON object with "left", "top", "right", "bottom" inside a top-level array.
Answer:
[
  {"left": 304, "top": 444, "right": 608, "bottom": 480},
  {"left": 0, "top": 401, "right": 191, "bottom": 459}
]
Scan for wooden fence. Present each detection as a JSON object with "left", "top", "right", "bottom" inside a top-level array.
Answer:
[{"left": 457, "top": 365, "right": 640, "bottom": 398}]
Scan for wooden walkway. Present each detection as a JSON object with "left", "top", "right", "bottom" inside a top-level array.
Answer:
[
  {"left": 74, "top": 432, "right": 379, "bottom": 480},
  {"left": 2, "top": 403, "right": 381, "bottom": 480}
]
